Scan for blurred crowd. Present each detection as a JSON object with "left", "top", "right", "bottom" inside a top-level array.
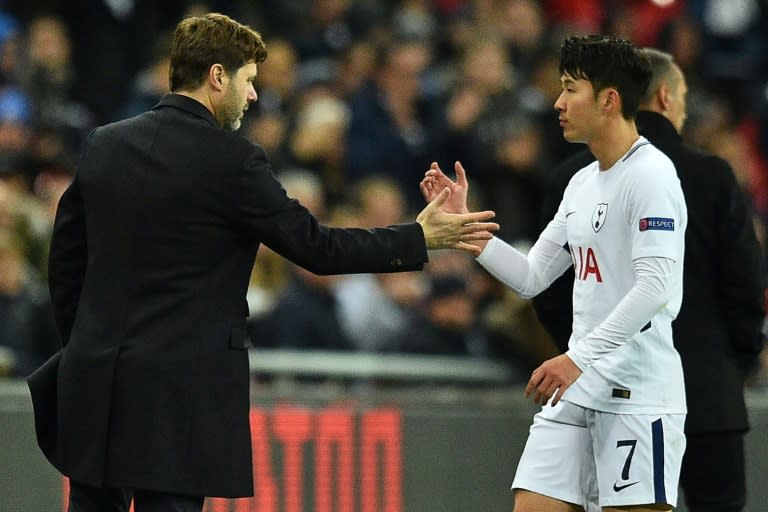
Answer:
[{"left": 1, "top": 0, "right": 767, "bottom": 386}]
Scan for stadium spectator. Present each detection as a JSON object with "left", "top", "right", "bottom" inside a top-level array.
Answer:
[
  {"left": 0, "top": 227, "right": 58, "bottom": 377},
  {"left": 344, "top": 37, "right": 436, "bottom": 210}
]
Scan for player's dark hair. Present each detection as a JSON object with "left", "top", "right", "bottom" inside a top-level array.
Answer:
[{"left": 559, "top": 35, "right": 651, "bottom": 119}]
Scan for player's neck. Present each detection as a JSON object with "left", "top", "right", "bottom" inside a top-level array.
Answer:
[{"left": 588, "top": 120, "right": 641, "bottom": 171}]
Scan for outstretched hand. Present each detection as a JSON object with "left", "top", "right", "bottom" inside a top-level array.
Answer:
[
  {"left": 420, "top": 161, "right": 470, "bottom": 214},
  {"left": 416, "top": 187, "right": 498, "bottom": 257}
]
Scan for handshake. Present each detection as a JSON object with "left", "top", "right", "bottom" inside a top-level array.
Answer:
[{"left": 415, "top": 161, "right": 496, "bottom": 256}]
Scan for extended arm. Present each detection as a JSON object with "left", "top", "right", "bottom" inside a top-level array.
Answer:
[{"left": 476, "top": 236, "right": 572, "bottom": 298}]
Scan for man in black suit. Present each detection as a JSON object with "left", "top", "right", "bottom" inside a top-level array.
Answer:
[
  {"left": 27, "top": 13, "right": 499, "bottom": 512},
  {"left": 532, "top": 48, "right": 765, "bottom": 512}
]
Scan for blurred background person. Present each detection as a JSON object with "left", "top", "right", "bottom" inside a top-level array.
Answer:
[
  {"left": 248, "top": 170, "right": 353, "bottom": 352},
  {"left": 384, "top": 272, "right": 485, "bottom": 356},
  {"left": 344, "top": 36, "right": 436, "bottom": 211},
  {"left": 255, "top": 263, "right": 352, "bottom": 351},
  {"left": 287, "top": 92, "right": 350, "bottom": 203},
  {"left": 246, "top": 167, "right": 328, "bottom": 329},
  {"left": 114, "top": 32, "right": 172, "bottom": 121},
  {"left": 433, "top": 33, "right": 518, "bottom": 173},
  {"left": 0, "top": 227, "right": 58, "bottom": 377},
  {"left": 19, "top": 14, "right": 94, "bottom": 160},
  {"left": 334, "top": 176, "right": 428, "bottom": 352}
]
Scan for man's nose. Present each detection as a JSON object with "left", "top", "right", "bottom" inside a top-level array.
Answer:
[{"left": 554, "top": 93, "right": 565, "bottom": 112}]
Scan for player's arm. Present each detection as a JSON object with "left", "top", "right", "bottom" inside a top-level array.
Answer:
[
  {"left": 475, "top": 186, "right": 573, "bottom": 297},
  {"left": 566, "top": 256, "right": 672, "bottom": 370},
  {"left": 476, "top": 236, "right": 571, "bottom": 298}
]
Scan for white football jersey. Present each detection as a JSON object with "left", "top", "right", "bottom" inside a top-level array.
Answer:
[{"left": 541, "top": 137, "right": 687, "bottom": 414}]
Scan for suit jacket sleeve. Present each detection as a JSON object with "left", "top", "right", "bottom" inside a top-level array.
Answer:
[
  {"left": 715, "top": 156, "right": 766, "bottom": 372},
  {"left": 48, "top": 173, "right": 88, "bottom": 346},
  {"left": 234, "top": 146, "right": 428, "bottom": 274}
]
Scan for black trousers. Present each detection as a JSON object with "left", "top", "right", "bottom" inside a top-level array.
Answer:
[
  {"left": 679, "top": 431, "right": 746, "bottom": 512},
  {"left": 68, "top": 480, "right": 205, "bottom": 512}
]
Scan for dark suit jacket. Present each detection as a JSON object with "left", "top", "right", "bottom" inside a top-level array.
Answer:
[
  {"left": 29, "top": 94, "right": 429, "bottom": 497},
  {"left": 532, "top": 111, "right": 765, "bottom": 433}
]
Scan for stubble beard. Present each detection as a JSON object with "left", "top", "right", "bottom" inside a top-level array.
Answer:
[
  {"left": 228, "top": 117, "right": 242, "bottom": 132},
  {"left": 218, "top": 86, "right": 245, "bottom": 131}
]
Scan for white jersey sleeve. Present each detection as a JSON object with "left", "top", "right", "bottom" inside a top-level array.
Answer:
[
  {"left": 565, "top": 255, "right": 674, "bottom": 370},
  {"left": 475, "top": 235, "right": 572, "bottom": 299},
  {"left": 626, "top": 158, "right": 685, "bottom": 262}
]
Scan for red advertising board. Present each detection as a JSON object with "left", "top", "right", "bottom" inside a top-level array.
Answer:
[{"left": 61, "top": 405, "right": 402, "bottom": 512}]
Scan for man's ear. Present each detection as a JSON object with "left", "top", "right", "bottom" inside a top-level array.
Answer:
[
  {"left": 208, "top": 64, "right": 226, "bottom": 91},
  {"left": 658, "top": 84, "right": 672, "bottom": 111},
  {"left": 601, "top": 88, "right": 620, "bottom": 114}
]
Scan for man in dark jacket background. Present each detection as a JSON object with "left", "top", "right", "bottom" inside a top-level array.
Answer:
[
  {"left": 27, "top": 13, "right": 498, "bottom": 512},
  {"left": 532, "top": 48, "right": 765, "bottom": 512}
]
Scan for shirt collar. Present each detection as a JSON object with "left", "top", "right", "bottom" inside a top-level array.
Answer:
[{"left": 153, "top": 93, "right": 218, "bottom": 128}]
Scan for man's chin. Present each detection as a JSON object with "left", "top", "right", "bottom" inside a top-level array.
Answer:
[{"left": 562, "top": 132, "right": 583, "bottom": 144}]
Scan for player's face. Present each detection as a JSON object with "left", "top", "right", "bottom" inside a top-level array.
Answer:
[
  {"left": 554, "top": 74, "right": 601, "bottom": 144},
  {"left": 217, "top": 62, "right": 258, "bottom": 131}
]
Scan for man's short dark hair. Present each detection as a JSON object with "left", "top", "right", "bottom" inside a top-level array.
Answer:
[
  {"left": 169, "top": 13, "right": 268, "bottom": 92},
  {"left": 559, "top": 35, "right": 651, "bottom": 119}
]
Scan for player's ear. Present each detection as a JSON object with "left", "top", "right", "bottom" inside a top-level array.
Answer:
[{"left": 601, "top": 88, "right": 620, "bottom": 114}]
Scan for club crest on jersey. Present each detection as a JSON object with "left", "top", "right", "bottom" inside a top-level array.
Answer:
[
  {"left": 639, "top": 217, "right": 674, "bottom": 231},
  {"left": 592, "top": 203, "right": 608, "bottom": 233}
]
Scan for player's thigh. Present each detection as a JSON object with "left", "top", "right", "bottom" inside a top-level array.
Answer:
[
  {"left": 512, "top": 402, "right": 597, "bottom": 510},
  {"left": 513, "top": 489, "right": 584, "bottom": 512},
  {"left": 591, "top": 412, "right": 685, "bottom": 510}
]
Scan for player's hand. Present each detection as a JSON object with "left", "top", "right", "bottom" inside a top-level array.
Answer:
[
  {"left": 416, "top": 187, "right": 498, "bottom": 256},
  {"left": 420, "top": 161, "right": 470, "bottom": 214},
  {"left": 524, "top": 354, "right": 582, "bottom": 406}
]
